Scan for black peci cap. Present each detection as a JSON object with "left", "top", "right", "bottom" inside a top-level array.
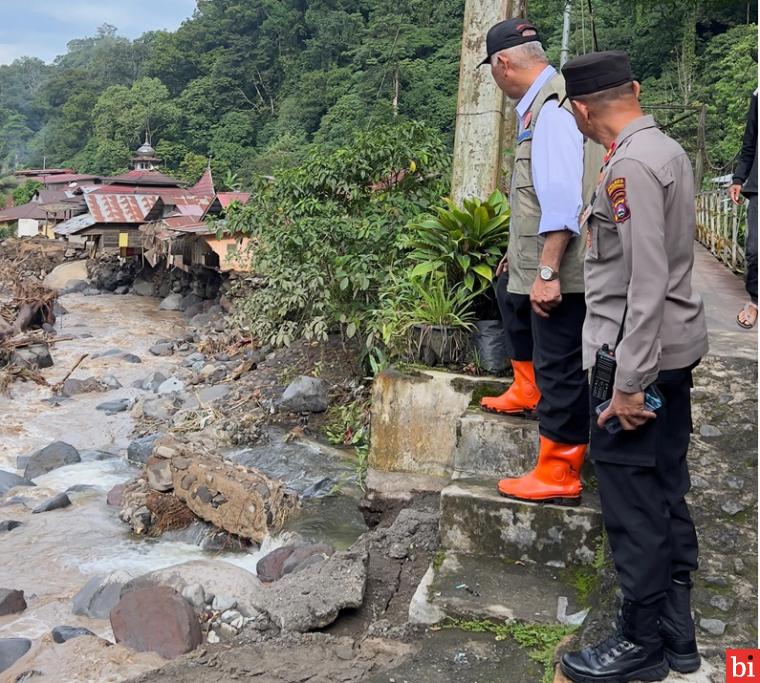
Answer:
[
  {"left": 559, "top": 50, "right": 634, "bottom": 105},
  {"left": 479, "top": 18, "right": 541, "bottom": 66}
]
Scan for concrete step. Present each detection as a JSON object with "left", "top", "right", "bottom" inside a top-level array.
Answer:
[
  {"left": 453, "top": 409, "right": 538, "bottom": 479},
  {"left": 369, "top": 367, "right": 510, "bottom": 478},
  {"left": 410, "top": 551, "right": 589, "bottom": 626},
  {"left": 439, "top": 479, "right": 603, "bottom": 568}
]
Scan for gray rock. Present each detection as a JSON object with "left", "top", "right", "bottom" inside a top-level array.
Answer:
[
  {"left": 726, "top": 475, "right": 745, "bottom": 490},
  {"left": 132, "top": 279, "right": 154, "bottom": 297},
  {"left": 0, "top": 589, "right": 26, "bottom": 616},
  {"left": 212, "top": 595, "right": 237, "bottom": 612},
  {"left": 721, "top": 500, "right": 747, "bottom": 516},
  {"left": 0, "top": 471, "right": 35, "bottom": 496},
  {"left": 0, "top": 638, "right": 31, "bottom": 673},
  {"left": 734, "top": 558, "right": 745, "bottom": 573},
  {"left": 141, "top": 372, "right": 167, "bottom": 392},
  {"left": 218, "top": 622, "right": 237, "bottom": 638},
  {"left": 83, "top": 288, "right": 102, "bottom": 296},
  {"left": 114, "top": 285, "right": 130, "bottom": 295},
  {"left": 181, "top": 293, "right": 203, "bottom": 311},
  {"left": 255, "top": 549, "right": 368, "bottom": 631},
  {"left": 62, "top": 279, "right": 88, "bottom": 293},
  {"left": 197, "top": 384, "right": 230, "bottom": 404},
  {"left": 62, "top": 376, "right": 103, "bottom": 396},
  {"left": 709, "top": 595, "right": 734, "bottom": 612},
  {"left": 181, "top": 583, "right": 206, "bottom": 610},
  {"left": 699, "top": 424, "right": 721, "bottom": 437},
  {"left": 12, "top": 344, "right": 54, "bottom": 370},
  {"left": 96, "top": 398, "right": 132, "bottom": 415},
  {"left": 24, "top": 441, "right": 81, "bottom": 479},
  {"left": 184, "top": 353, "right": 205, "bottom": 366},
  {"left": 279, "top": 376, "right": 329, "bottom": 413},
  {"left": 93, "top": 348, "right": 123, "bottom": 358},
  {"left": 699, "top": 617, "right": 726, "bottom": 636},
  {"left": 157, "top": 378, "right": 185, "bottom": 395},
  {"left": 127, "top": 434, "right": 162, "bottom": 465},
  {"left": 72, "top": 570, "right": 133, "bottom": 618},
  {"left": 142, "top": 398, "right": 173, "bottom": 421},
  {"left": 159, "top": 293, "right": 184, "bottom": 311},
  {"left": 0, "top": 520, "right": 21, "bottom": 533},
  {"left": 121, "top": 353, "right": 142, "bottom": 364},
  {"left": 51, "top": 625, "right": 95, "bottom": 644},
  {"left": 101, "top": 374, "right": 122, "bottom": 389},
  {"left": 149, "top": 342, "right": 174, "bottom": 357},
  {"left": 146, "top": 459, "right": 173, "bottom": 492},
  {"left": 32, "top": 493, "right": 71, "bottom": 513}
]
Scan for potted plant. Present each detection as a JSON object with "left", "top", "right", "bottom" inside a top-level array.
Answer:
[
  {"left": 404, "top": 190, "right": 510, "bottom": 372},
  {"left": 404, "top": 276, "right": 477, "bottom": 366}
]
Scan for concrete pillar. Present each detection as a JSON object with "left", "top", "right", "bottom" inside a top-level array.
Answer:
[{"left": 450, "top": 0, "right": 525, "bottom": 204}]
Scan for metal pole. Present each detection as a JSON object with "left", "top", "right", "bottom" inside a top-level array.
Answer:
[{"left": 560, "top": 0, "right": 572, "bottom": 67}]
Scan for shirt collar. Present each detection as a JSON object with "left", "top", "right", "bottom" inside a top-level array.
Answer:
[
  {"left": 515, "top": 65, "right": 557, "bottom": 118},
  {"left": 614, "top": 115, "right": 658, "bottom": 148}
]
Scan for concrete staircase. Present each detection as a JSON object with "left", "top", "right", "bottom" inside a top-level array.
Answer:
[{"left": 368, "top": 366, "right": 603, "bottom": 626}]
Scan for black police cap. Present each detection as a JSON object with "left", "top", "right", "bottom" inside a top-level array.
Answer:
[
  {"left": 478, "top": 18, "right": 541, "bottom": 66},
  {"left": 559, "top": 50, "right": 634, "bottom": 105}
]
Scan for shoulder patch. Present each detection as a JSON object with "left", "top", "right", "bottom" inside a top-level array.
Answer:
[{"left": 606, "top": 177, "right": 630, "bottom": 223}]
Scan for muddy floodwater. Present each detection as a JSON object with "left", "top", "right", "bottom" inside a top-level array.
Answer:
[{"left": 0, "top": 292, "right": 365, "bottom": 672}]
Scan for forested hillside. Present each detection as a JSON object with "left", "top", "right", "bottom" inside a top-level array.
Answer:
[{"left": 0, "top": 0, "right": 756, "bottom": 188}]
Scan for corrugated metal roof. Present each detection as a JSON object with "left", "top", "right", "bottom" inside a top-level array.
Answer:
[
  {"left": 54, "top": 213, "right": 97, "bottom": 235},
  {"left": 40, "top": 173, "right": 101, "bottom": 185},
  {"left": 174, "top": 201, "right": 208, "bottom": 217},
  {"left": 85, "top": 193, "right": 161, "bottom": 223},
  {"left": 0, "top": 202, "right": 49, "bottom": 221},
  {"left": 104, "top": 170, "right": 184, "bottom": 187},
  {"left": 217, "top": 192, "right": 251, "bottom": 208},
  {"left": 190, "top": 167, "right": 215, "bottom": 197}
]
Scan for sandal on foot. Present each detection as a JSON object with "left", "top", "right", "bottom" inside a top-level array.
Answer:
[{"left": 737, "top": 302, "right": 758, "bottom": 329}]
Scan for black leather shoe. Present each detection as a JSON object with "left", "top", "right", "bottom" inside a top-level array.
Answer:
[
  {"left": 660, "top": 577, "right": 701, "bottom": 673},
  {"left": 560, "top": 601, "right": 669, "bottom": 683}
]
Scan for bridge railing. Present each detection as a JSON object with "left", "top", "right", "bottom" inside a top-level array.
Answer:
[{"left": 696, "top": 189, "right": 747, "bottom": 274}]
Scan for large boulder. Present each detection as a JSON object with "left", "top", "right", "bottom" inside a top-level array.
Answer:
[
  {"left": 24, "top": 441, "right": 81, "bottom": 479},
  {"left": 43, "top": 260, "right": 88, "bottom": 290},
  {"left": 132, "top": 278, "right": 155, "bottom": 297},
  {"left": 0, "top": 471, "right": 35, "bottom": 496},
  {"left": 72, "top": 570, "right": 133, "bottom": 618},
  {"left": 110, "top": 586, "right": 202, "bottom": 659},
  {"left": 32, "top": 493, "right": 71, "bottom": 513},
  {"left": 279, "top": 376, "right": 329, "bottom": 413},
  {"left": 168, "top": 442, "right": 298, "bottom": 543},
  {"left": 0, "top": 589, "right": 26, "bottom": 616},
  {"left": 0, "top": 638, "right": 31, "bottom": 673},
  {"left": 159, "top": 294, "right": 183, "bottom": 311},
  {"left": 12, "top": 344, "right": 54, "bottom": 370}
]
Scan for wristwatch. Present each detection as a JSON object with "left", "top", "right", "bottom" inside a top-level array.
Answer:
[{"left": 539, "top": 265, "right": 559, "bottom": 281}]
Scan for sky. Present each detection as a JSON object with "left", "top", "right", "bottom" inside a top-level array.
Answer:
[{"left": 0, "top": 0, "right": 197, "bottom": 65}]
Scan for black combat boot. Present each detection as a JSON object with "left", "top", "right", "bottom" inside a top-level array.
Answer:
[
  {"left": 560, "top": 600, "right": 669, "bottom": 683},
  {"left": 659, "top": 575, "right": 701, "bottom": 673}
]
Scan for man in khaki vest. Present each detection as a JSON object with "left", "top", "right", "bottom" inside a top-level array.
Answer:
[{"left": 478, "top": 19, "right": 597, "bottom": 505}]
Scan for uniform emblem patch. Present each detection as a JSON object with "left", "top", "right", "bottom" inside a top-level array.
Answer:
[{"left": 606, "top": 177, "right": 630, "bottom": 223}]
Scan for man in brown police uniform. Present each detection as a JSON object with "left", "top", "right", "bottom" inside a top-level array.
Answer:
[{"left": 558, "top": 51, "right": 708, "bottom": 683}]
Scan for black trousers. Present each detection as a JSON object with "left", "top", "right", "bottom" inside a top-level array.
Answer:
[
  {"left": 746, "top": 193, "right": 757, "bottom": 303},
  {"left": 495, "top": 273, "right": 589, "bottom": 445},
  {"left": 590, "top": 366, "right": 699, "bottom": 605}
]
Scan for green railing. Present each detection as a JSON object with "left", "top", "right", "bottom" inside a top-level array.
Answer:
[{"left": 696, "top": 189, "right": 747, "bottom": 274}]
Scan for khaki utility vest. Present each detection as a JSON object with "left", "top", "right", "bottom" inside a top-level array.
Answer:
[{"left": 507, "top": 72, "right": 603, "bottom": 295}]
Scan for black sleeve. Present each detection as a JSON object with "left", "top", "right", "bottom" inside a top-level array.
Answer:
[{"left": 733, "top": 93, "right": 757, "bottom": 185}]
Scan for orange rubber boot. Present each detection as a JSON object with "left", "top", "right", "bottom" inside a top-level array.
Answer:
[
  {"left": 497, "top": 436, "right": 586, "bottom": 506},
  {"left": 480, "top": 360, "right": 541, "bottom": 416}
]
